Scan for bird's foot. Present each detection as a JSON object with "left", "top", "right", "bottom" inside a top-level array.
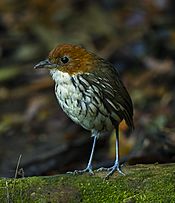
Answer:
[
  {"left": 97, "top": 167, "right": 112, "bottom": 172},
  {"left": 97, "top": 164, "right": 125, "bottom": 179},
  {"left": 67, "top": 166, "right": 94, "bottom": 175},
  {"left": 105, "top": 165, "right": 125, "bottom": 179}
]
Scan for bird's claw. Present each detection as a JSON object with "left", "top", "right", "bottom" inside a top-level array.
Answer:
[
  {"left": 105, "top": 165, "right": 125, "bottom": 179},
  {"left": 97, "top": 164, "right": 125, "bottom": 179},
  {"left": 97, "top": 167, "right": 112, "bottom": 172},
  {"left": 67, "top": 166, "right": 94, "bottom": 175}
]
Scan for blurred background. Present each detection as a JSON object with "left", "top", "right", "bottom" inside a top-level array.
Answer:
[{"left": 0, "top": 0, "right": 175, "bottom": 177}]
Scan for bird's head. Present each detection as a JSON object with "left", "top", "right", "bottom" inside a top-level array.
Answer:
[{"left": 34, "top": 44, "right": 96, "bottom": 75}]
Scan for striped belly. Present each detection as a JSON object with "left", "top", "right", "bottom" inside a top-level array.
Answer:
[{"left": 52, "top": 71, "right": 114, "bottom": 131}]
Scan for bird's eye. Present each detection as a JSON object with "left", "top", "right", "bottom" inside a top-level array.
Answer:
[{"left": 60, "top": 56, "right": 69, "bottom": 64}]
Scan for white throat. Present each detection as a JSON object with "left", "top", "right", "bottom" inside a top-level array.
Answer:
[{"left": 49, "top": 69, "right": 71, "bottom": 84}]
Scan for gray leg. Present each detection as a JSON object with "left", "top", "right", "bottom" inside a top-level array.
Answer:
[
  {"left": 97, "top": 126, "right": 125, "bottom": 178},
  {"left": 85, "top": 135, "right": 97, "bottom": 173},
  {"left": 67, "top": 131, "right": 97, "bottom": 175},
  {"left": 106, "top": 126, "right": 125, "bottom": 178}
]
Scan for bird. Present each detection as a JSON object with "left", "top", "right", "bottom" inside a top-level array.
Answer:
[{"left": 34, "top": 44, "right": 134, "bottom": 178}]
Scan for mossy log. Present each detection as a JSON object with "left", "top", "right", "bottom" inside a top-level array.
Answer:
[{"left": 0, "top": 164, "right": 175, "bottom": 202}]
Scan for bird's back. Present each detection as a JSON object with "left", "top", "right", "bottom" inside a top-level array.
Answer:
[{"left": 82, "top": 56, "right": 134, "bottom": 132}]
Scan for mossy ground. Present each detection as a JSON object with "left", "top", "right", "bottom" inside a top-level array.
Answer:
[{"left": 0, "top": 164, "right": 175, "bottom": 202}]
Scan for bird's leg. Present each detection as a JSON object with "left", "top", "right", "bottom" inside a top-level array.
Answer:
[
  {"left": 81, "top": 134, "right": 97, "bottom": 174},
  {"left": 67, "top": 131, "right": 98, "bottom": 175},
  {"left": 105, "top": 126, "right": 125, "bottom": 179},
  {"left": 97, "top": 126, "right": 125, "bottom": 178}
]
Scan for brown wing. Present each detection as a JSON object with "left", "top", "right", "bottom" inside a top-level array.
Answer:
[{"left": 82, "top": 58, "right": 134, "bottom": 131}]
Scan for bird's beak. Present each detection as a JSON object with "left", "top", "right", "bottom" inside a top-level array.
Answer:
[{"left": 34, "top": 59, "right": 57, "bottom": 69}]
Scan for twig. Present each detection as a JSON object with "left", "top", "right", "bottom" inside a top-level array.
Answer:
[
  {"left": 14, "top": 154, "right": 22, "bottom": 179},
  {"left": 11, "top": 154, "right": 22, "bottom": 201}
]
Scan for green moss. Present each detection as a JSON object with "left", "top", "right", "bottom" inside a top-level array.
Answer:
[{"left": 0, "top": 164, "right": 175, "bottom": 202}]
